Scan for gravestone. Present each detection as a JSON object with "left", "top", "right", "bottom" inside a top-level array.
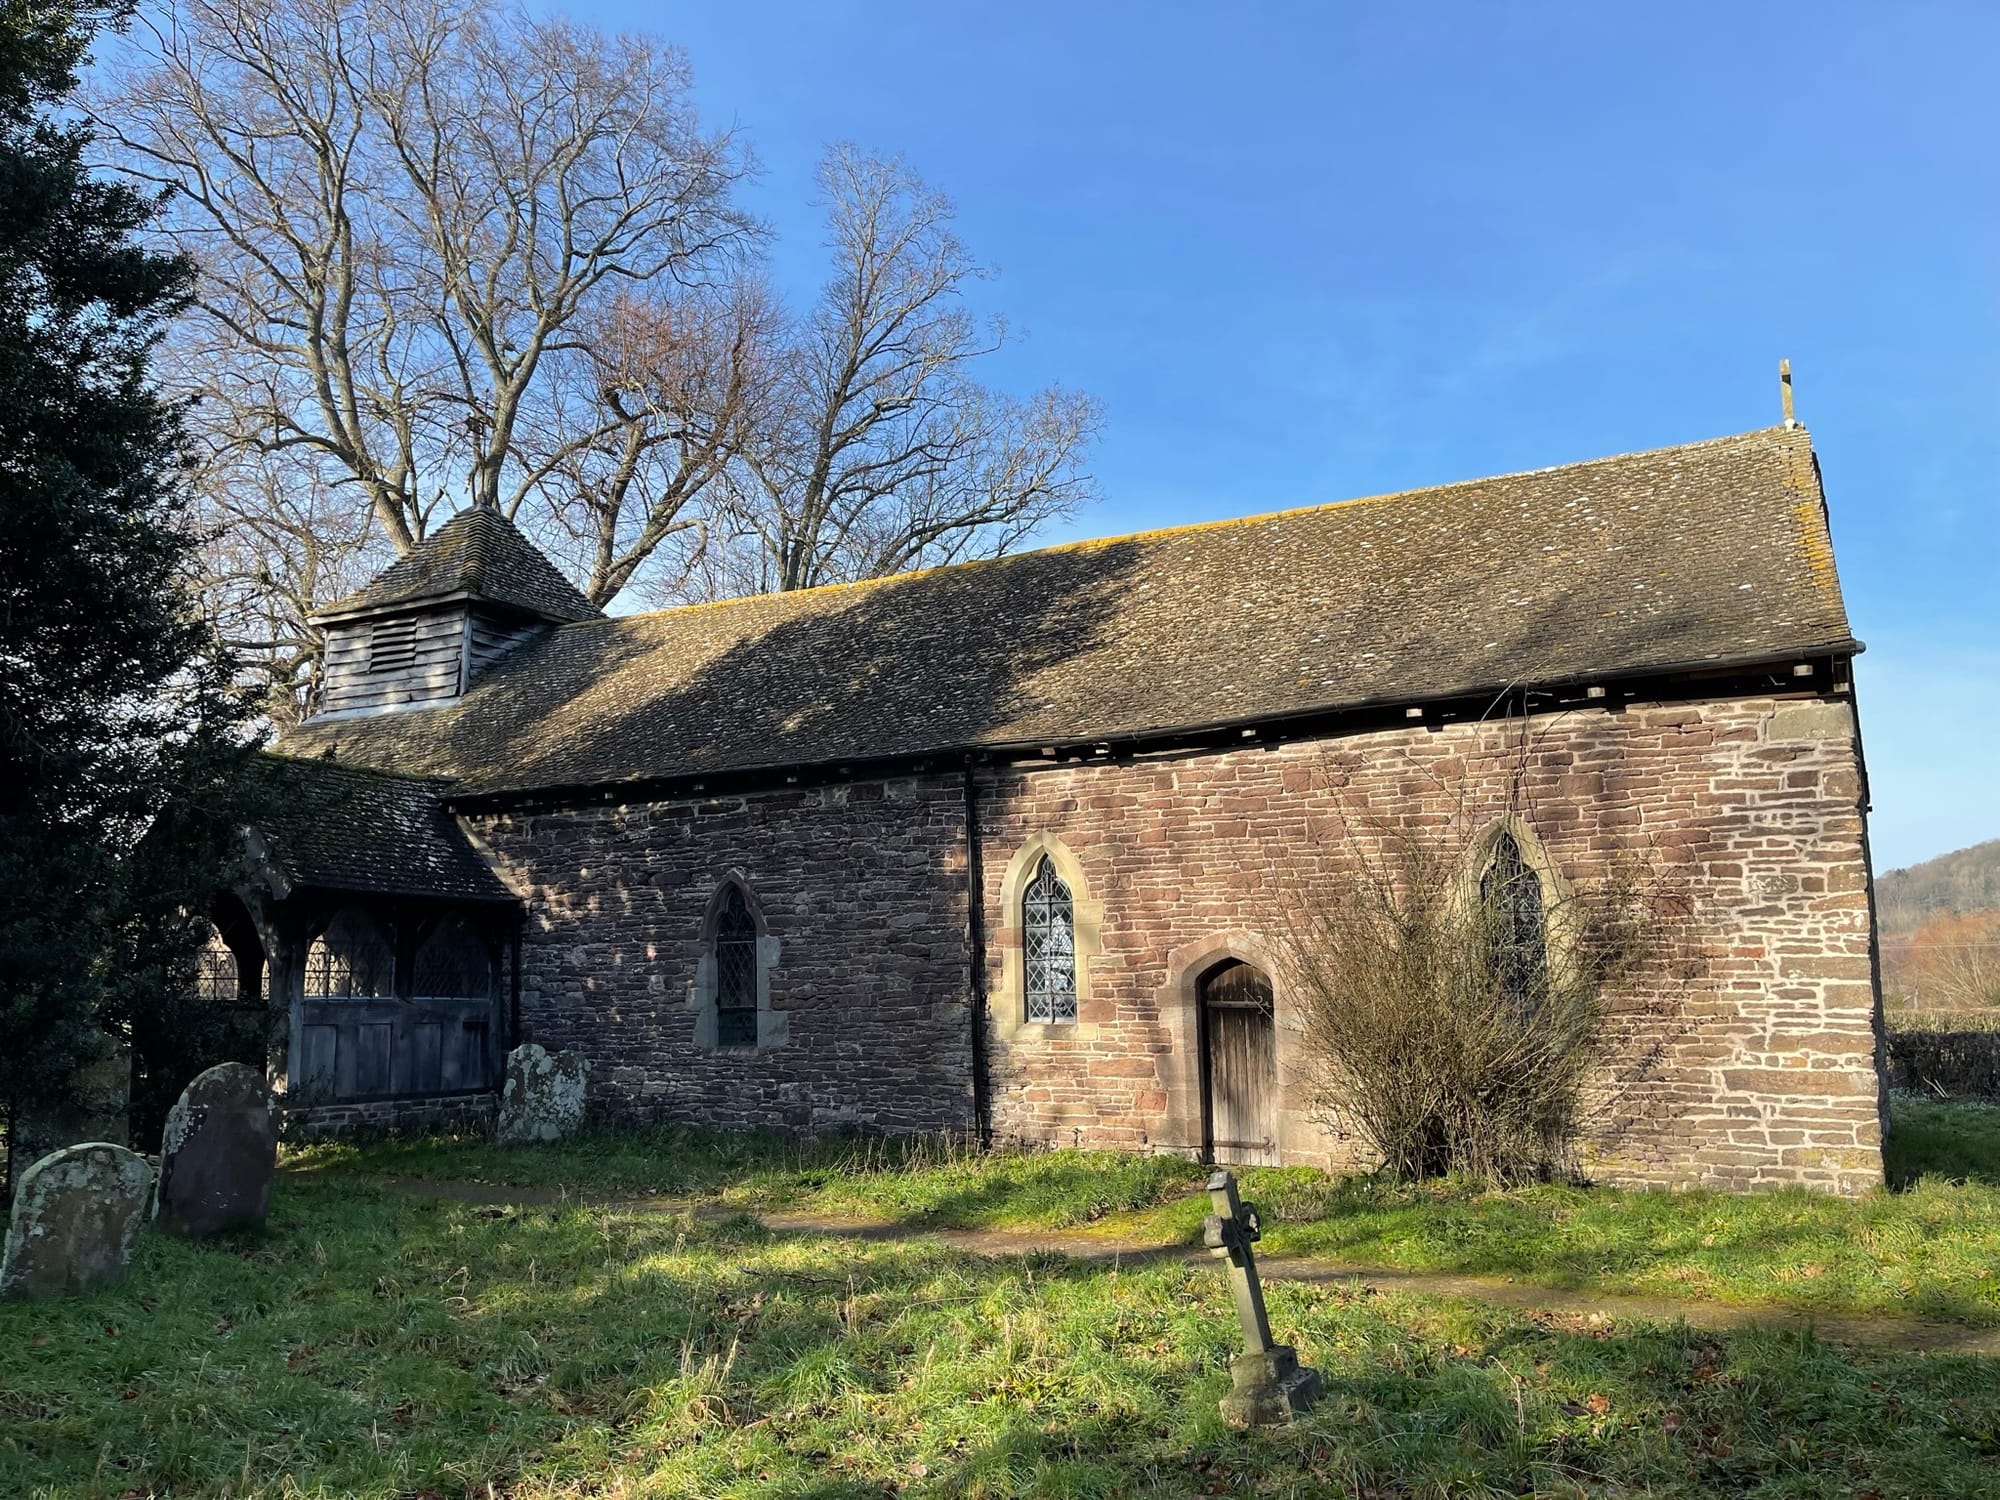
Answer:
[
  {"left": 1203, "top": 1169, "right": 1321, "bottom": 1427},
  {"left": 1, "top": 1143, "right": 154, "bottom": 1300},
  {"left": 154, "top": 1062, "right": 277, "bottom": 1236},
  {"left": 496, "top": 1043, "right": 589, "bottom": 1146}
]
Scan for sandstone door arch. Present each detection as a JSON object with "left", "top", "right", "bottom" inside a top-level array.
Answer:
[{"left": 1199, "top": 958, "right": 1278, "bottom": 1166}]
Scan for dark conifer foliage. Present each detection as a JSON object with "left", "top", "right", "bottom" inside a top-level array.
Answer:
[{"left": 0, "top": 0, "right": 256, "bottom": 1159}]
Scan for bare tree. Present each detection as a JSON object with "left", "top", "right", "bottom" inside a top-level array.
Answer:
[
  {"left": 665, "top": 145, "right": 1102, "bottom": 599},
  {"left": 96, "top": 11, "right": 1102, "bottom": 711},
  {"left": 94, "top": 0, "right": 757, "bottom": 704},
  {"left": 1283, "top": 749, "right": 1679, "bottom": 1186},
  {"left": 532, "top": 281, "right": 777, "bottom": 604},
  {"left": 188, "top": 447, "right": 384, "bottom": 726}
]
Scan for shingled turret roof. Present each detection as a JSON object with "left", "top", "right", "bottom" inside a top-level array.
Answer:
[
  {"left": 312, "top": 506, "right": 601, "bottom": 624},
  {"left": 279, "top": 425, "right": 1859, "bottom": 801}
]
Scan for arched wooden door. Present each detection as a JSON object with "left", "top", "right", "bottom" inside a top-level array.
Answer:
[{"left": 1200, "top": 959, "right": 1278, "bottom": 1166}]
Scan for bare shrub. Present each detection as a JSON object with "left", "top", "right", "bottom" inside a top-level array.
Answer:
[{"left": 1285, "top": 782, "right": 1670, "bottom": 1187}]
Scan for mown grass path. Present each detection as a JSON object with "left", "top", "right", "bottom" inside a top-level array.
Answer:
[{"left": 355, "top": 1169, "right": 2000, "bottom": 1358}]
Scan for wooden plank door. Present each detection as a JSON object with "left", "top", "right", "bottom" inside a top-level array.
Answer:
[{"left": 1201, "top": 960, "right": 1278, "bottom": 1167}]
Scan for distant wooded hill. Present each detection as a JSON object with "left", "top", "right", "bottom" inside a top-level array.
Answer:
[{"left": 1878, "top": 839, "right": 2000, "bottom": 936}]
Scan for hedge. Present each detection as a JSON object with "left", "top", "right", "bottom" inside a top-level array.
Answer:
[{"left": 1888, "top": 1028, "right": 2000, "bottom": 1103}]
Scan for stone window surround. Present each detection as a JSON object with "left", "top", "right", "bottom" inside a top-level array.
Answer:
[
  {"left": 1461, "top": 814, "right": 1576, "bottom": 963},
  {"left": 687, "top": 871, "right": 787, "bottom": 1052},
  {"left": 994, "top": 833, "right": 1105, "bottom": 1042}
]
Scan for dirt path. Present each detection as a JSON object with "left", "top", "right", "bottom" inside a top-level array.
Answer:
[{"left": 361, "top": 1172, "right": 2000, "bottom": 1357}]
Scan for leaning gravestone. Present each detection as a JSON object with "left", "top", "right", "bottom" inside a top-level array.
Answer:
[
  {"left": 496, "top": 1043, "right": 589, "bottom": 1145},
  {"left": 154, "top": 1062, "right": 277, "bottom": 1237},
  {"left": 1203, "top": 1169, "right": 1321, "bottom": 1427},
  {"left": 1, "top": 1143, "right": 154, "bottom": 1300}
]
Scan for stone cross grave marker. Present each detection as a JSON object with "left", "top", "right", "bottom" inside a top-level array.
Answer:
[
  {"left": 1202, "top": 1168, "right": 1321, "bottom": 1427},
  {"left": 2, "top": 1142, "right": 154, "bottom": 1300}
]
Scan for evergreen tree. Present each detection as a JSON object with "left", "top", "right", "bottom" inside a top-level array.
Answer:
[{"left": 0, "top": 0, "right": 256, "bottom": 1167}]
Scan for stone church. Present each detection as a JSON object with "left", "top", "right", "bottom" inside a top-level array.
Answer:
[{"left": 205, "top": 423, "right": 1887, "bottom": 1193}]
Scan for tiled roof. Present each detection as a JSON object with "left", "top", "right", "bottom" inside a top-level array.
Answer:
[
  {"left": 278, "top": 426, "right": 1858, "bottom": 800},
  {"left": 250, "top": 756, "right": 516, "bottom": 902},
  {"left": 313, "top": 507, "right": 601, "bottom": 624}
]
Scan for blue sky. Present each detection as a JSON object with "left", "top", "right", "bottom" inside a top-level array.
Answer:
[{"left": 582, "top": 3, "right": 1996, "bottom": 870}]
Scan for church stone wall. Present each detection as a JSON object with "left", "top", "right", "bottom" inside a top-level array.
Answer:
[
  {"left": 461, "top": 688, "right": 1882, "bottom": 1194},
  {"left": 975, "top": 692, "right": 1884, "bottom": 1195},
  {"left": 468, "top": 775, "right": 976, "bottom": 1136}
]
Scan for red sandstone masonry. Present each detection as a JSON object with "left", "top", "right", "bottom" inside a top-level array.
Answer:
[
  {"left": 459, "top": 691, "right": 1882, "bottom": 1194},
  {"left": 977, "top": 694, "right": 1884, "bottom": 1195},
  {"left": 468, "top": 775, "right": 975, "bottom": 1136}
]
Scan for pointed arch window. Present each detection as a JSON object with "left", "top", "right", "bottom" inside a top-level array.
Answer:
[
  {"left": 1023, "top": 855, "right": 1078, "bottom": 1024},
  {"left": 305, "top": 908, "right": 395, "bottom": 999},
  {"left": 714, "top": 885, "right": 759, "bottom": 1048},
  {"left": 1480, "top": 829, "right": 1548, "bottom": 1018},
  {"left": 194, "top": 923, "right": 241, "bottom": 1004},
  {"left": 413, "top": 919, "right": 493, "bottom": 1000}
]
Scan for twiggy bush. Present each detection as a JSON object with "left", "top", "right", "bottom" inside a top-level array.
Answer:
[{"left": 1286, "top": 798, "right": 1665, "bottom": 1187}]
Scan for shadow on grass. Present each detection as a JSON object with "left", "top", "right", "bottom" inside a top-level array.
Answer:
[
  {"left": 8, "top": 1172, "right": 2000, "bottom": 1499},
  {"left": 1884, "top": 1092, "right": 2000, "bottom": 1189},
  {"left": 297, "top": 1095, "right": 2000, "bottom": 1332}
]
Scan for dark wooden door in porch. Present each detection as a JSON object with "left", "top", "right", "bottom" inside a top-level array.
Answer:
[{"left": 1200, "top": 959, "right": 1277, "bottom": 1166}]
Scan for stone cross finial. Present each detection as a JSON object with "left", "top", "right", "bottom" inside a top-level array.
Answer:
[{"left": 1203, "top": 1169, "right": 1321, "bottom": 1427}]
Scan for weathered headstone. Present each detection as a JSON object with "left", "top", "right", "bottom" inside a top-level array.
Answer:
[
  {"left": 496, "top": 1043, "right": 589, "bottom": 1146},
  {"left": 154, "top": 1062, "right": 277, "bottom": 1237},
  {"left": 1, "top": 1143, "right": 154, "bottom": 1300},
  {"left": 1203, "top": 1169, "right": 1321, "bottom": 1427}
]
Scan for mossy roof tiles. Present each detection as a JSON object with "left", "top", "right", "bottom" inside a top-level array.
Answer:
[
  {"left": 314, "top": 506, "right": 601, "bottom": 624},
  {"left": 251, "top": 757, "right": 514, "bottom": 901},
  {"left": 277, "top": 426, "right": 1857, "bottom": 800}
]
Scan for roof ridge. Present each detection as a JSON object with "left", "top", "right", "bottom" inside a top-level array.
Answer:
[
  {"left": 588, "top": 425, "right": 1808, "bottom": 630},
  {"left": 313, "top": 502, "right": 601, "bottom": 623}
]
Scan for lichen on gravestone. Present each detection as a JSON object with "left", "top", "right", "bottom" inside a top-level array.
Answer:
[
  {"left": 496, "top": 1043, "right": 589, "bottom": 1146},
  {"left": 1, "top": 1142, "right": 154, "bottom": 1300},
  {"left": 154, "top": 1062, "right": 277, "bottom": 1237}
]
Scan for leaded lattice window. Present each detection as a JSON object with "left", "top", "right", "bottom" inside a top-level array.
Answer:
[
  {"left": 413, "top": 920, "right": 492, "bottom": 999},
  {"left": 194, "top": 925, "right": 240, "bottom": 1004},
  {"left": 1481, "top": 830, "right": 1548, "bottom": 1019},
  {"left": 305, "top": 908, "right": 395, "bottom": 999},
  {"left": 715, "top": 886, "right": 759, "bottom": 1048},
  {"left": 1023, "top": 855, "right": 1078, "bottom": 1024}
]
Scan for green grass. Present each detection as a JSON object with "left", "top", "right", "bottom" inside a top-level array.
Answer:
[
  {"left": 6, "top": 1174, "right": 2000, "bottom": 1498},
  {"left": 300, "top": 1095, "right": 2000, "bottom": 1328},
  {"left": 292, "top": 1122, "right": 1212, "bottom": 1230},
  {"left": 1885, "top": 1093, "right": 2000, "bottom": 1188}
]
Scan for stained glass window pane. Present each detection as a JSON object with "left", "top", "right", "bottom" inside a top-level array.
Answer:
[
  {"left": 715, "top": 886, "right": 758, "bottom": 1047},
  {"left": 1022, "top": 855, "right": 1078, "bottom": 1024},
  {"left": 1481, "top": 831, "right": 1548, "bottom": 1019}
]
